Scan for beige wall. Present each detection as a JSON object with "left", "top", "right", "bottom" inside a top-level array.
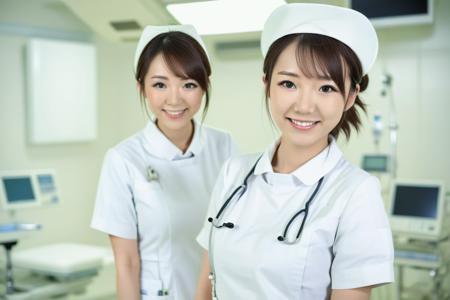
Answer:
[
  {"left": 1, "top": 0, "right": 449, "bottom": 253},
  {"left": 0, "top": 0, "right": 146, "bottom": 249}
]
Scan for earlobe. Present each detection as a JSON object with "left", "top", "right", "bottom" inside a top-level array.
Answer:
[
  {"left": 262, "top": 74, "right": 270, "bottom": 97},
  {"left": 262, "top": 74, "right": 267, "bottom": 85},
  {"left": 344, "top": 84, "right": 360, "bottom": 111}
]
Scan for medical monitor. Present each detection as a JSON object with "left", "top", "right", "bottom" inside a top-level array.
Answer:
[
  {"left": 0, "top": 170, "right": 58, "bottom": 211},
  {"left": 350, "top": 0, "right": 433, "bottom": 28},
  {"left": 389, "top": 179, "right": 445, "bottom": 239},
  {"left": 362, "top": 154, "right": 389, "bottom": 173}
]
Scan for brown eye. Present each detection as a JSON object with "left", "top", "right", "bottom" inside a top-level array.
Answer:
[
  {"left": 319, "top": 85, "right": 337, "bottom": 93},
  {"left": 152, "top": 82, "right": 166, "bottom": 89},
  {"left": 184, "top": 82, "right": 198, "bottom": 89},
  {"left": 279, "top": 80, "right": 296, "bottom": 89}
]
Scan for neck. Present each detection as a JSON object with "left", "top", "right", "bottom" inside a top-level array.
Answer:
[
  {"left": 272, "top": 136, "right": 329, "bottom": 174},
  {"left": 156, "top": 120, "right": 194, "bottom": 153}
]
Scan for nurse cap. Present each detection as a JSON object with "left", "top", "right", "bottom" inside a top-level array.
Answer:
[
  {"left": 134, "top": 24, "right": 208, "bottom": 73},
  {"left": 261, "top": 3, "right": 378, "bottom": 75}
]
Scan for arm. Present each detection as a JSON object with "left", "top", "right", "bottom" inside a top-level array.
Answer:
[
  {"left": 110, "top": 235, "right": 141, "bottom": 300},
  {"left": 331, "top": 287, "right": 372, "bottom": 300},
  {"left": 195, "top": 251, "right": 212, "bottom": 300}
]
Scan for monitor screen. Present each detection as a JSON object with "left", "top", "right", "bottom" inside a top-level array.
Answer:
[
  {"left": 2, "top": 177, "right": 35, "bottom": 203},
  {"left": 392, "top": 185, "right": 438, "bottom": 218},
  {"left": 351, "top": 0, "right": 428, "bottom": 19},
  {"left": 362, "top": 155, "right": 388, "bottom": 172}
]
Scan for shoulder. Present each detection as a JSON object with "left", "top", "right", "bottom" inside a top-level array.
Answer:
[
  {"left": 331, "top": 158, "right": 384, "bottom": 211},
  {"left": 222, "top": 153, "right": 261, "bottom": 181},
  {"left": 199, "top": 124, "right": 233, "bottom": 143},
  {"left": 198, "top": 124, "right": 239, "bottom": 157},
  {"left": 211, "top": 153, "right": 261, "bottom": 200},
  {"left": 108, "top": 129, "right": 146, "bottom": 161},
  {"left": 333, "top": 158, "right": 375, "bottom": 189},
  {"left": 324, "top": 157, "right": 382, "bottom": 209}
]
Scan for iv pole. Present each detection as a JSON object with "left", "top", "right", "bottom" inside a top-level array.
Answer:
[{"left": 380, "top": 73, "right": 398, "bottom": 179}]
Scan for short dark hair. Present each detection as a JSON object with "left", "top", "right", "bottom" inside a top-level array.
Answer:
[
  {"left": 135, "top": 31, "right": 211, "bottom": 120},
  {"left": 263, "top": 33, "right": 369, "bottom": 140}
]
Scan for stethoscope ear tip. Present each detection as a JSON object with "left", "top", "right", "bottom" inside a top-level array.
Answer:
[
  {"left": 208, "top": 217, "right": 213, "bottom": 223},
  {"left": 277, "top": 236, "right": 284, "bottom": 242}
]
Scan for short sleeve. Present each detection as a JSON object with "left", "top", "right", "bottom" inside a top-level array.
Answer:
[
  {"left": 90, "top": 148, "right": 137, "bottom": 239},
  {"left": 196, "top": 158, "right": 231, "bottom": 249},
  {"left": 331, "top": 176, "right": 394, "bottom": 289}
]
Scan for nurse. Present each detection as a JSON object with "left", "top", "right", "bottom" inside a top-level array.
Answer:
[
  {"left": 196, "top": 4, "right": 394, "bottom": 300},
  {"left": 91, "top": 25, "right": 237, "bottom": 299}
]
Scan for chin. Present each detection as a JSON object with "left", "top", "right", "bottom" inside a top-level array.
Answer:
[
  {"left": 285, "top": 131, "right": 328, "bottom": 149},
  {"left": 162, "top": 117, "right": 192, "bottom": 130}
]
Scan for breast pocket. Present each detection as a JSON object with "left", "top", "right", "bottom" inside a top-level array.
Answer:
[
  {"left": 308, "top": 216, "right": 339, "bottom": 248},
  {"left": 133, "top": 181, "right": 169, "bottom": 251},
  {"left": 301, "top": 216, "right": 340, "bottom": 292},
  {"left": 141, "top": 278, "right": 171, "bottom": 300},
  {"left": 134, "top": 181, "right": 164, "bottom": 207}
]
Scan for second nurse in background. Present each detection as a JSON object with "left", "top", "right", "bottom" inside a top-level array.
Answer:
[{"left": 91, "top": 25, "right": 237, "bottom": 299}]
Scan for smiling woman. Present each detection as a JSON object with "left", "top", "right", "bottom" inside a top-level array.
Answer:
[
  {"left": 195, "top": 3, "right": 394, "bottom": 300},
  {"left": 263, "top": 33, "right": 365, "bottom": 168},
  {"left": 134, "top": 29, "right": 211, "bottom": 151},
  {"left": 141, "top": 53, "right": 204, "bottom": 150},
  {"left": 90, "top": 25, "right": 238, "bottom": 300}
]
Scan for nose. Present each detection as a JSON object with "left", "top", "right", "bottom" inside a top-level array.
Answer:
[
  {"left": 294, "top": 89, "right": 315, "bottom": 114},
  {"left": 165, "top": 86, "right": 182, "bottom": 106}
]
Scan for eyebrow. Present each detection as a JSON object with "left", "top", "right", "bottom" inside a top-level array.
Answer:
[
  {"left": 277, "top": 71, "right": 299, "bottom": 77},
  {"left": 150, "top": 75, "right": 168, "bottom": 80},
  {"left": 278, "top": 70, "right": 332, "bottom": 81}
]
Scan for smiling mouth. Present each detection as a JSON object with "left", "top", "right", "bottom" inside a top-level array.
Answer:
[
  {"left": 163, "top": 109, "right": 187, "bottom": 119},
  {"left": 287, "top": 117, "right": 320, "bottom": 129}
]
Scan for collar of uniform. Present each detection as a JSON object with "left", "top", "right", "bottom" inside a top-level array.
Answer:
[
  {"left": 254, "top": 137, "right": 342, "bottom": 186},
  {"left": 143, "top": 119, "right": 203, "bottom": 161}
]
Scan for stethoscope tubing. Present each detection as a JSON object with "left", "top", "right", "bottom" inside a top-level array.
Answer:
[
  {"left": 280, "top": 176, "right": 324, "bottom": 242},
  {"left": 207, "top": 154, "right": 324, "bottom": 298}
]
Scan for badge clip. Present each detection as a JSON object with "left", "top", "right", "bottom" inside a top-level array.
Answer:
[{"left": 147, "top": 166, "right": 159, "bottom": 182}]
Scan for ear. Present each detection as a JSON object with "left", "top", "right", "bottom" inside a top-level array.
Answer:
[
  {"left": 262, "top": 74, "right": 270, "bottom": 97},
  {"left": 136, "top": 80, "right": 144, "bottom": 94},
  {"left": 344, "top": 83, "right": 360, "bottom": 111}
]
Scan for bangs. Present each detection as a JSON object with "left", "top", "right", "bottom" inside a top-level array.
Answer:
[
  {"left": 294, "top": 34, "right": 348, "bottom": 95},
  {"left": 159, "top": 33, "right": 210, "bottom": 91},
  {"left": 162, "top": 48, "right": 202, "bottom": 81},
  {"left": 262, "top": 33, "right": 366, "bottom": 140},
  {"left": 135, "top": 30, "right": 212, "bottom": 121}
]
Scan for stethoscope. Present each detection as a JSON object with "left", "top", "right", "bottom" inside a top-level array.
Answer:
[{"left": 207, "top": 155, "right": 324, "bottom": 299}]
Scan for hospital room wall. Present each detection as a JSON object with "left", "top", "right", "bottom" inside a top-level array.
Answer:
[
  {"left": 0, "top": 0, "right": 146, "bottom": 249},
  {"left": 339, "top": 0, "right": 450, "bottom": 191},
  {"left": 0, "top": 0, "right": 449, "bottom": 252},
  {"left": 206, "top": 0, "right": 450, "bottom": 192}
]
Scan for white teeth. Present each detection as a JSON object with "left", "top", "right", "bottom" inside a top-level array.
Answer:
[
  {"left": 165, "top": 110, "right": 185, "bottom": 116},
  {"left": 291, "top": 119, "right": 316, "bottom": 127}
]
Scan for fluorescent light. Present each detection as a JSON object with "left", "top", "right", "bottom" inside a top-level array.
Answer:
[{"left": 167, "top": 0, "right": 286, "bottom": 35}]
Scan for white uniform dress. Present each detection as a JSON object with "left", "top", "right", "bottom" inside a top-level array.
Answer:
[
  {"left": 197, "top": 137, "right": 394, "bottom": 300},
  {"left": 91, "top": 120, "right": 237, "bottom": 300}
]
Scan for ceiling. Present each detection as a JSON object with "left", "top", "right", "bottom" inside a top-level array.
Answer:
[{"left": 60, "top": 0, "right": 349, "bottom": 43}]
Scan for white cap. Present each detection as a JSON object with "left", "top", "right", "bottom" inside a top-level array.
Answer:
[
  {"left": 261, "top": 3, "right": 378, "bottom": 74},
  {"left": 134, "top": 24, "right": 208, "bottom": 73}
]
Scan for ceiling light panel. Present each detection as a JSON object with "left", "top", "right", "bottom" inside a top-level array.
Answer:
[{"left": 167, "top": 0, "right": 286, "bottom": 35}]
